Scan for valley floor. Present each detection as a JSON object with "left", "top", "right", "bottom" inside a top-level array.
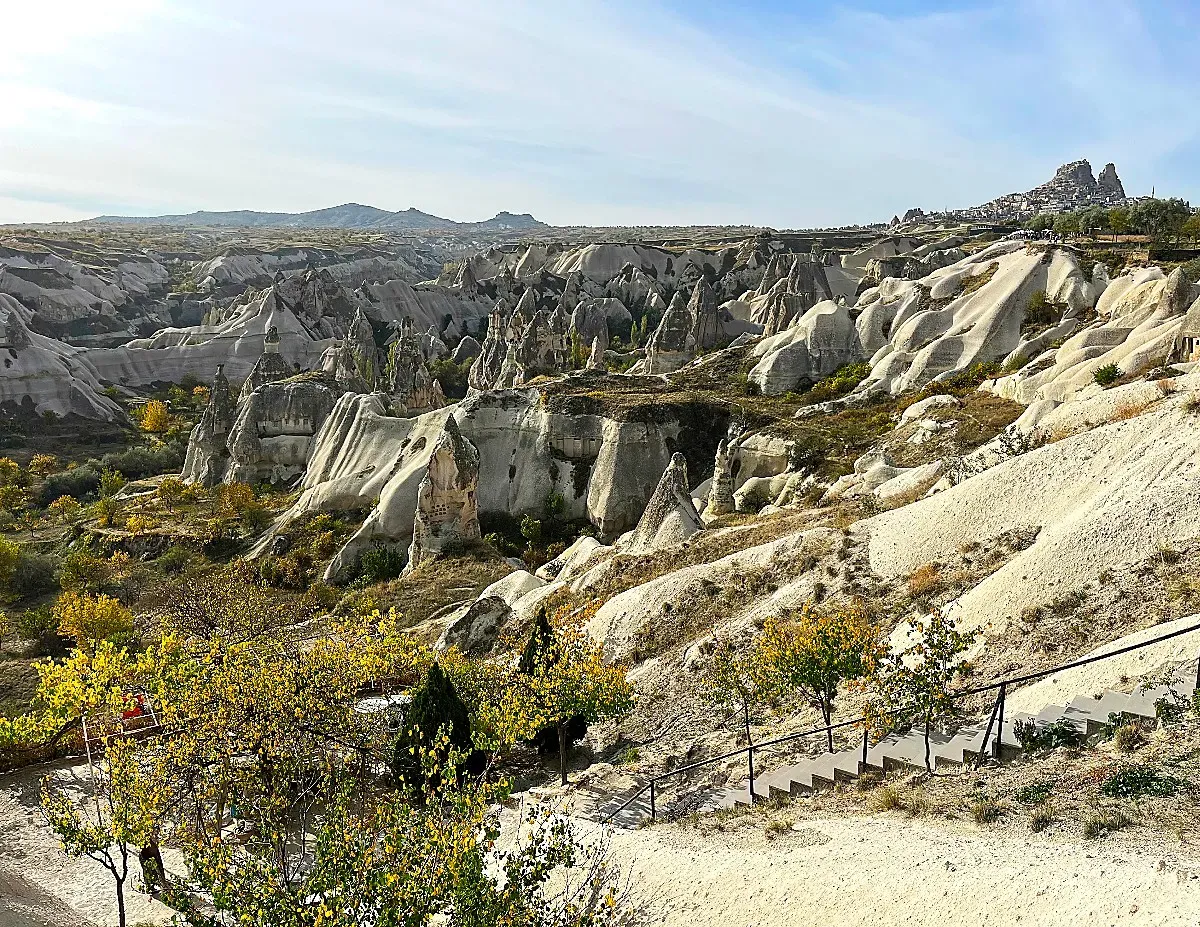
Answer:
[{"left": 607, "top": 813, "right": 1200, "bottom": 927}]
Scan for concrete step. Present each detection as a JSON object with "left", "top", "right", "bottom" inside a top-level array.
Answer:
[{"left": 710, "top": 663, "right": 1199, "bottom": 815}]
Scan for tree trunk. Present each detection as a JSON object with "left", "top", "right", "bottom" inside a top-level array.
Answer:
[
  {"left": 557, "top": 720, "right": 568, "bottom": 786},
  {"left": 923, "top": 710, "right": 933, "bottom": 773},
  {"left": 115, "top": 876, "right": 127, "bottom": 927},
  {"left": 822, "top": 702, "right": 833, "bottom": 753}
]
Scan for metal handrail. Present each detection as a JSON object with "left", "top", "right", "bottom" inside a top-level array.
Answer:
[{"left": 602, "top": 618, "right": 1200, "bottom": 825}]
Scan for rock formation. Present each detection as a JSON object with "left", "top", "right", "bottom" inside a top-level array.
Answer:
[
  {"left": 224, "top": 375, "right": 338, "bottom": 485},
  {"left": 181, "top": 366, "right": 238, "bottom": 486},
  {"left": 586, "top": 335, "right": 606, "bottom": 371},
  {"left": 619, "top": 453, "right": 704, "bottom": 554},
  {"left": 945, "top": 159, "right": 1127, "bottom": 222},
  {"left": 387, "top": 318, "right": 446, "bottom": 415},
  {"left": 635, "top": 291, "right": 692, "bottom": 375},
  {"left": 406, "top": 417, "right": 481, "bottom": 571},
  {"left": 706, "top": 439, "right": 735, "bottom": 518},
  {"left": 239, "top": 326, "right": 293, "bottom": 401}
]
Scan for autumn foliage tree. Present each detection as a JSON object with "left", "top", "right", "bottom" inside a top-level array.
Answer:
[
  {"left": 137, "top": 400, "right": 170, "bottom": 433},
  {"left": 516, "top": 612, "right": 632, "bottom": 785},
  {"left": 755, "top": 601, "right": 884, "bottom": 751},
  {"left": 868, "top": 609, "right": 980, "bottom": 772},
  {"left": 54, "top": 591, "right": 134, "bottom": 654}
]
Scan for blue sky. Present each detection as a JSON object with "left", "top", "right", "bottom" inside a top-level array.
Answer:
[{"left": 1, "top": 0, "right": 1198, "bottom": 227}]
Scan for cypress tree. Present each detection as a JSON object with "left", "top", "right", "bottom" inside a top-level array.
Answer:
[{"left": 391, "top": 662, "right": 473, "bottom": 795}]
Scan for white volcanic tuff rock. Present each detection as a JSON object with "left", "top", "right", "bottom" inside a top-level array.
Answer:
[
  {"left": 617, "top": 453, "right": 704, "bottom": 554},
  {"left": 223, "top": 376, "right": 339, "bottom": 485},
  {"left": 407, "top": 417, "right": 482, "bottom": 570},
  {"left": 0, "top": 294, "right": 123, "bottom": 421},
  {"left": 192, "top": 244, "right": 441, "bottom": 292},
  {"left": 989, "top": 266, "right": 1195, "bottom": 405},
  {"left": 863, "top": 389, "right": 1200, "bottom": 640},
  {"left": 85, "top": 284, "right": 326, "bottom": 387},
  {"left": 0, "top": 265, "right": 119, "bottom": 331},
  {"left": 855, "top": 242, "right": 1101, "bottom": 396},
  {"left": 546, "top": 243, "right": 728, "bottom": 285},
  {"left": 747, "top": 300, "right": 860, "bottom": 395},
  {"left": 181, "top": 368, "right": 237, "bottom": 485},
  {"left": 356, "top": 278, "right": 493, "bottom": 338},
  {"left": 840, "top": 237, "right": 922, "bottom": 276},
  {"left": 300, "top": 389, "right": 693, "bottom": 577}
]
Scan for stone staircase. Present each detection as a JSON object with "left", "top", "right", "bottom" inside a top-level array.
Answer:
[{"left": 713, "top": 662, "right": 1198, "bottom": 810}]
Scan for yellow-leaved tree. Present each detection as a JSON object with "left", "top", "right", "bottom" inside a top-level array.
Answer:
[
  {"left": 137, "top": 400, "right": 170, "bottom": 433},
  {"left": 54, "top": 591, "right": 134, "bottom": 654},
  {"left": 515, "top": 610, "right": 632, "bottom": 785},
  {"left": 754, "top": 600, "right": 884, "bottom": 751}
]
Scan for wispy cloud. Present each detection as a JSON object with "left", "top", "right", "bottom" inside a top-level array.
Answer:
[{"left": 1, "top": 0, "right": 1198, "bottom": 226}]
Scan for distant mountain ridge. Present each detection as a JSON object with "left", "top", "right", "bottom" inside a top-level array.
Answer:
[{"left": 88, "top": 203, "right": 547, "bottom": 232}]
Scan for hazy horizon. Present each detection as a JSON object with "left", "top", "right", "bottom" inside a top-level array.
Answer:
[{"left": 3, "top": 0, "right": 1198, "bottom": 228}]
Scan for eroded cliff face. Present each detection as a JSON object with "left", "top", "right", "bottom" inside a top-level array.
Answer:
[{"left": 265, "top": 384, "right": 730, "bottom": 579}]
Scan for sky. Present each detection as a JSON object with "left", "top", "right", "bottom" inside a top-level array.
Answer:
[{"left": 2, "top": 0, "right": 1199, "bottom": 228}]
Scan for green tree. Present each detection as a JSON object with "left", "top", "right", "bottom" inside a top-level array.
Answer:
[
  {"left": 1026, "top": 213, "right": 1053, "bottom": 234},
  {"left": 1182, "top": 213, "right": 1200, "bottom": 246},
  {"left": 1053, "top": 212, "right": 1079, "bottom": 237},
  {"left": 702, "top": 632, "right": 771, "bottom": 755},
  {"left": 391, "top": 661, "right": 475, "bottom": 794},
  {"left": 1108, "top": 206, "right": 1130, "bottom": 243},
  {"left": 755, "top": 602, "right": 884, "bottom": 751},
  {"left": 868, "top": 610, "right": 979, "bottom": 772}
]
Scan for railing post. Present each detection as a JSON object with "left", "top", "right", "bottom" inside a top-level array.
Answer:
[
  {"left": 861, "top": 728, "right": 869, "bottom": 768},
  {"left": 1194, "top": 652, "right": 1199, "bottom": 695},
  {"left": 747, "top": 745, "right": 756, "bottom": 804},
  {"left": 994, "top": 682, "right": 1007, "bottom": 759},
  {"left": 649, "top": 781, "right": 656, "bottom": 823}
]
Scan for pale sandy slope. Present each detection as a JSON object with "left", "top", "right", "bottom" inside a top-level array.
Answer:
[
  {"left": 0, "top": 761, "right": 172, "bottom": 927},
  {"left": 607, "top": 815, "right": 1200, "bottom": 927}
]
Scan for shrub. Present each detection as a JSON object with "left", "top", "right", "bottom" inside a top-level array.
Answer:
[
  {"left": 806, "top": 362, "right": 872, "bottom": 404},
  {"left": 1023, "top": 290, "right": 1056, "bottom": 329},
  {"left": 125, "top": 515, "right": 156, "bottom": 535},
  {"left": 10, "top": 549, "right": 59, "bottom": 599},
  {"left": 1030, "top": 804, "right": 1056, "bottom": 833},
  {"left": 872, "top": 786, "right": 904, "bottom": 812},
  {"left": 971, "top": 797, "right": 1002, "bottom": 824},
  {"left": 37, "top": 467, "right": 101, "bottom": 506},
  {"left": 358, "top": 545, "right": 406, "bottom": 584},
  {"left": 1113, "top": 723, "right": 1146, "bottom": 753},
  {"left": 29, "top": 454, "right": 59, "bottom": 478},
  {"left": 1093, "top": 364, "right": 1122, "bottom": 387},
  {"left": 1014, "top": 718, "right": 1085, "bottom": 753},
  {"left": 907, "top": 562, "right": 942, "bottom": 599},
  {"left": 1083, "top": 808, "right": 1132, "bottom": 839},
  {"left": 12, "top": 606, "right": 56, "bottom": 642},
  {"left": 1100, "top": 764, "right": 1187, "bottom": 799},
  {"left": 156, "top": 546, "right": 193, "bottom": 575},
  {"left": 1014, "top": 780, "right": 1055, "bottom": 805}
]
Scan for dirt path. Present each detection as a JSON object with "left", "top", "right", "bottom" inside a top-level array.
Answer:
[
  {"left": 0, "top": 760, "right": 172, "bottom": 927},
  {"left": 606, "top": 814, "right": 1200, "bottom": 926}
]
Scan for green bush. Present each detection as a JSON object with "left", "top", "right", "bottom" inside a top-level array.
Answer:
[
  {"left": 12, "top": 606, "right": 56, "bottom": 642},
  {"left": 1015, "top": 719, "right": 1085, "bottom": 753},
  {"left": 358, "top": 545, "right": 406, "bottom": 584},
  {"left": 156, "top": 546, "right": 194, "bottom": 575},
  {"left": 1014, "top": 780, "right": 1056, "bottom": 805},
  {"left": 10, "top": 549, "right": 59, "bottom": 598},
  {"left": 806, "top": 362, "right": 872, "bottom": 404},
  {"left": 1093, "top": 364, "right": 1122, "bottom": 387},
  {"left": 1100, "top": 764, "right": 1188, "bottom": 799},
  {"left": 36, "top": 466, "right": 101, "bottom": 506}
]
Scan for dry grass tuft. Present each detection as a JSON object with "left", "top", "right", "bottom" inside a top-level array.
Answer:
[
  {"left": 1109, "top": 400, "right": 1152, "bottom": 422},
  {"left": 907, "top": 562, "right": 943, "bottom": 599},
  {"left": 1030, "top": 804, "right": 1056, "bottom": 833}
]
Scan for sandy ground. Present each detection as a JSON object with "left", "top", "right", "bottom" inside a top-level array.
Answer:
[
  {"left": 0, "top": 760, "right": 172, "bottom": 927},
  {"left": 606, "top": 814, "right": 1200, "bottom": 927}
]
